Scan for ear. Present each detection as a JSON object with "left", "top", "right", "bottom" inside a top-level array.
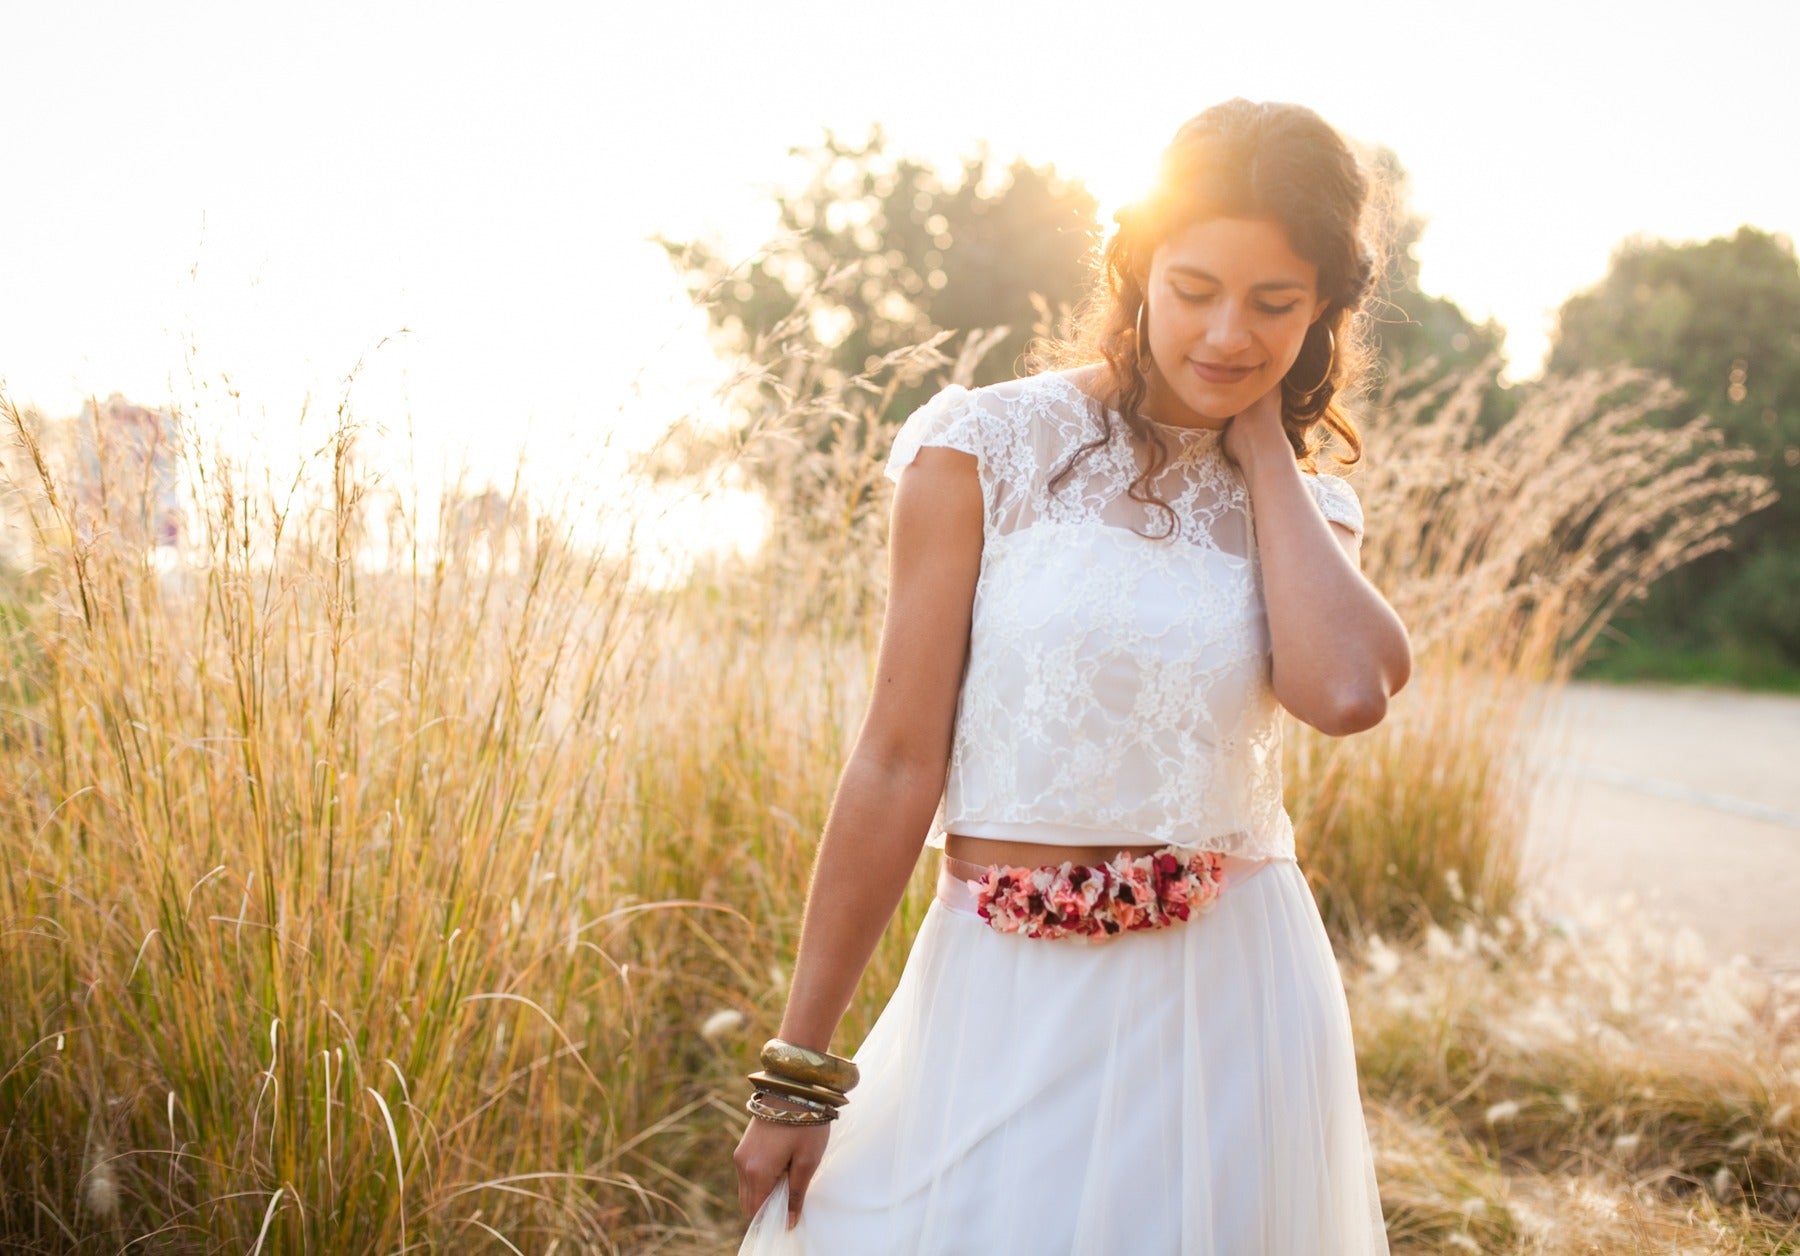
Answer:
[{"left": 1309, "top": 298, "right": 1332, "bottom": 326}]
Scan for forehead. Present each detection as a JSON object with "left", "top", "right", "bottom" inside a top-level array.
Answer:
[{"left": 1153, "top": 217, "right": 1317, "bottom": 288}]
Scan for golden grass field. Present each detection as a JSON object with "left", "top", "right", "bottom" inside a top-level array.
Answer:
[{"left": 2, "top": 330, "right": 1796, "bottom": 1252}]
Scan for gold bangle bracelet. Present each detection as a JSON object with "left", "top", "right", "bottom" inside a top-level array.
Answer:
[
  {"left": 747, "top": 1069, "right": 848, "bottom": 1108},
  {"left": 746, "top": 1091, "right": 835, "bottom": 1126},
  {"left": 760, "top": 1038, "right": 860, "bottom": 1093},
  {"left": 747, "top": 1085, "right": 837, "bottom": 1117}
]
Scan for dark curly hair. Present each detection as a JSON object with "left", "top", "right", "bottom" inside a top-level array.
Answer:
[{"left": 1026, "top": 98, "right": 1379, "bottom": 535}]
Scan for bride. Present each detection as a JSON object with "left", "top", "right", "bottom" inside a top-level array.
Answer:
[{"left": 734, "top": 97, "right": 1410, "bottom": 1254}]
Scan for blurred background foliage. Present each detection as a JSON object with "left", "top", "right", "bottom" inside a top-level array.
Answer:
[
  {"left": 653, "top": 123, "right": 1099, "bottom": 451},
  {"left": 1363, "top": 147, "right": 1516, "bottom": 435},
  {"left": 1549, "top": 227, "right": 1800, "bottom": 682},
  {"left": 657, "top": 129, "right": 1797, "bottom": 689}
]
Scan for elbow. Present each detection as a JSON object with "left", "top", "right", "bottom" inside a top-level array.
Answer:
[
  {"left": 1280, "top": 628, "right": 1412, "bottom": 737},
  {"left": 1329, "top": 629, "right": 1413, "bottom": 735},
  {"left": 1324, "top": 688, "right": 1389, "bottom": 736},
  {"left": 1303, "top": 680, "right": 1392, "bottom": 737}
]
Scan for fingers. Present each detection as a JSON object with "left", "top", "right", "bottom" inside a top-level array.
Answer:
[
  {"left": 735, "top": 1124, "right": 831, "bottom": 1229},
  {"left": 785, "top": 1147, "right": 822, "bottom": 1230},
  {"left": 738, "top": 1167, "right": 777, "bottom": 1221},
  {"left": 734, "top": 1141, "right": 782, "bottom": 1220}
]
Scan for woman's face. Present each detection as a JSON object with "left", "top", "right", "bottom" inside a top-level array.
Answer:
[{"left": 1141, "top": 216, "right": 1329, "bottom": 429}]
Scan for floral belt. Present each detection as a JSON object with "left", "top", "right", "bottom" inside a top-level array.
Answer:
[{"left": 940, "top": 846, "right": 1238, "bottom": 941}]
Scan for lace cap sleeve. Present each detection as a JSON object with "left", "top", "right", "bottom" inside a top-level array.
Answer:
[
  {"left": 883, "top": 383, "right": 978, "bottom": 484},
  {"left": 1305, "top": 471, "right": 1365, "bottom": 543}
]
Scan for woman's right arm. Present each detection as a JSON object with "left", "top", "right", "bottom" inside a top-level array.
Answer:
[{"left": 733, "top": 441, "right": 984, "bottom": 1229}]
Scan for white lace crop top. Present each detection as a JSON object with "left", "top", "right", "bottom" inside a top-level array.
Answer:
[{"left": 882, "top": 368, "right": 1366, "bottom": 861}]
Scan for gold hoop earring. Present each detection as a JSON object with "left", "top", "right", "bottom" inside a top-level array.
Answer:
[
  {"left": 1288, "top": 326, "right": 1337, "bottom": 398},
  {"left": 1135, "top": 299, "right": 1151, "bottom": 375}
]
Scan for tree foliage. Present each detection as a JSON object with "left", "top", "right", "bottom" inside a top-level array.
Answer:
[
  {"left": 1363, "top": 147, "right": 1515, "bottom": 431},
  {"left": 1548, "top": 226, "right": 1800, "bottom": 663},
  {"left": 654, "top": 124, "right": 1099, "bottom": 442}
]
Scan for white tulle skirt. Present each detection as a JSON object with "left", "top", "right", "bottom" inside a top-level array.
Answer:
[{"left": 740, "top": 855, "right": 1390, "bottom": 1255}]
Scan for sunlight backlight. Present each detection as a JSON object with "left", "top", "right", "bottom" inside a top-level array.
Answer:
[{"left": 3, "top": 0, "right": 1795, "bottom": 568}]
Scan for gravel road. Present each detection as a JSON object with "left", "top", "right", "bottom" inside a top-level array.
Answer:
[{"left": 1525, "top": 679, "right": 1800, "bottom": 973}]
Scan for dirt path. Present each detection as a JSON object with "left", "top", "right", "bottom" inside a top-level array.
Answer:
[{"left": 1525, "top": 679, "right": 1800, "bottom": 974}]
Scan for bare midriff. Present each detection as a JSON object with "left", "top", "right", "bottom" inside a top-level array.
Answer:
[{"left": 943, "top": 833, "right": 1171, "bottom": 869}]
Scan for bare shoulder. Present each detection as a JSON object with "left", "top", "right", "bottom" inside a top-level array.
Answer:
[{"left": 1055, "top": 362, "right": 1108, "bottom": 400}]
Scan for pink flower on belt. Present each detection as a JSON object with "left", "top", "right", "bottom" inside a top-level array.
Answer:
[{"left": 969, "top": 847, "right": 1226, "bottom": 941}]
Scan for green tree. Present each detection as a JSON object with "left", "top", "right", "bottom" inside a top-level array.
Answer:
[
  {"left": 648, "top": 128, "right": 1098, "bottom": 617},
  {"left": 1364, "top": 147, "right": 1514, "bottom": 431},
  {"left": 655, "top": 123, "right": 1099, "bottom": 444},
  {"left": 1548, "top": 226, "right": 1800, "bottom": 668}
]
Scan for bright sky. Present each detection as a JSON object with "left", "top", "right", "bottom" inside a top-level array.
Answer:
[{"left": 4, "top": 0, "right": 1795, "bottom": 511}]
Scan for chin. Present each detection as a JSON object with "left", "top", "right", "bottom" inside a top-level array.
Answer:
[{"left": 1176, "top": 381, "right": 1258, "bottom": 423}]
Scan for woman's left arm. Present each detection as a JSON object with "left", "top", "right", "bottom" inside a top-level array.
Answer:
[{"left": 1226, "top": 391, "right": 1412, "bottom": 736}]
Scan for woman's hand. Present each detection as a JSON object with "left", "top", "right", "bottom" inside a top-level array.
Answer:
[
  {"left": 735, "top": 1105, "right": 832, "bottom": 1230},
  {"left": 1220, "top": 380, "right": 1292, "bottom": 479}
]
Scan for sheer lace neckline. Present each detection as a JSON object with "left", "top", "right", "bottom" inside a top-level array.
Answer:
[{"left": 1046, "top": 369, "right": 1227, "bottom": 444}]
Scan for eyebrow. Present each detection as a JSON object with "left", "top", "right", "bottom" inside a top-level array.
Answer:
[{"left": 1166, "top": 264, "right": 1310, "bottom": 293}]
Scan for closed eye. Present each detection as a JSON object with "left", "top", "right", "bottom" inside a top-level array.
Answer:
[{"left": 1173, "top": 291, "right": 1302, "bottom": 317}]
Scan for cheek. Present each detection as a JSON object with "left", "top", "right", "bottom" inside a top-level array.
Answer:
[
  {"left": 1158, "top": 306, "right": 1209, "bottom": 350},
  {"left": 1273, "top": 322, "right": 1312, "bottom": 365}
]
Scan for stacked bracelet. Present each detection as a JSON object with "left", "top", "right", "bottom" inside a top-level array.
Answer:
[
  {"left": 759, "top": 1039, "right": 860, "bottom": 1093},
  {"left": 745, "top": 1038, "right": 860, "bottom": 1127},
  {"left": 747, "top": 1070, "right": 848, "bottom": 1108},
  {"left": 746, "top": 1089, "right": 836, "bottom": 1126}
]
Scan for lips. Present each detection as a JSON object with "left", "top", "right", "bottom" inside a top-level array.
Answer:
[{"left": 1190, "top": 360, "right": 1258, "bottom": 385}]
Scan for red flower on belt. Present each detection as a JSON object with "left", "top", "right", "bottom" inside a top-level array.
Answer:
[{"left": 969, "top": 848, "right": 1227, "bottom": 940}]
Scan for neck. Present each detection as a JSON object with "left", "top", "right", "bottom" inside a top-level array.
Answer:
[{"left": 1140, "top": 367, "right": 1228, "bottom": 434}]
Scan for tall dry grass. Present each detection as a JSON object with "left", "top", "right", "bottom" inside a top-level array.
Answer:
[
  {"left": 1291, "top": 364, "right": 1776, "bottom": 938},
  {"left": 0, "top": 397, "right": 694, "bottom": 1249},
  {"left": 1355, "top": 895, "right": 1800, "bottom": 1252},
  {"left": 0, "top": 295, "right": 1787, "bottom": 1252}
]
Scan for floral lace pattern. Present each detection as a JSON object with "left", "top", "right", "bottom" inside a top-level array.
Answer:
[{"left": 884, "top": 369, "right": 1365, "bottom": 861}]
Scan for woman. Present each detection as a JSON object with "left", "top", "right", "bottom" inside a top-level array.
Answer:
[{"left": 735, "top": 98, "right": 1409, "bottom": 1254}]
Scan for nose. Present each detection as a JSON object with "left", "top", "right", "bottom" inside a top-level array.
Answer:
[{"left": 1205, "top": 301, "right": 1254, "bottom": 355}]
